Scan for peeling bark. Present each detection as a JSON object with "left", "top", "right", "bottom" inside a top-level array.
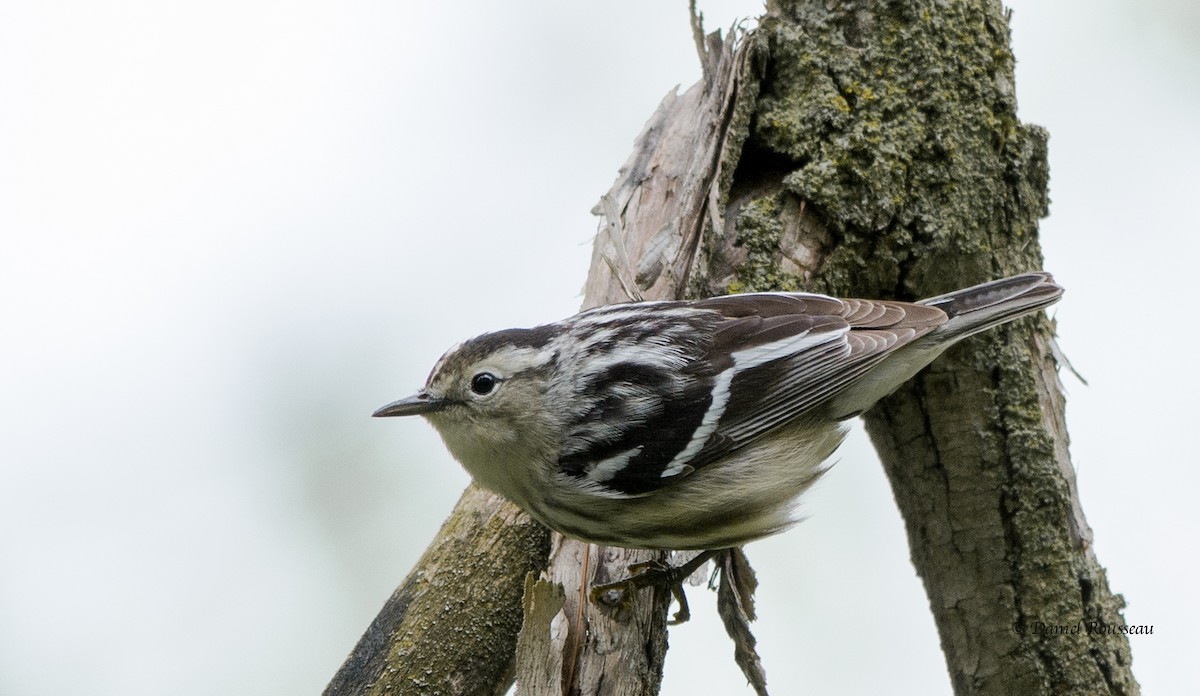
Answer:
[{"left": 517, "top": 22, "right": 759, "bottom": 696}]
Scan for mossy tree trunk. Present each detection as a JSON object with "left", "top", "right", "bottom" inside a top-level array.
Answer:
[
  {"left": 688, "top": 1, "right": 1137, "bottom": 693},
  {"left": 325, "top": 1, "right": 1138, "bottom": 694}
]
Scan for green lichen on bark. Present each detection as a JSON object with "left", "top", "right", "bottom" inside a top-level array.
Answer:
[
  {"left": 747, "top": 1, "right": 1049, "bottom": 299},
  {"left": 728, "top": 194, "right": 804, "bottom": 293},
  {"left": 707, "top": 1, "right": 1138, "bottom": 693}
]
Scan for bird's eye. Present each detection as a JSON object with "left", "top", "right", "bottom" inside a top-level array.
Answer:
[{"left": 470, "top": 372, "right": 498, "bottom": 396}]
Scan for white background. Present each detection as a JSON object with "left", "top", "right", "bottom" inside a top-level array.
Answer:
[{"left": 2, "top": 1, "right": 1195, "bottom": 694}]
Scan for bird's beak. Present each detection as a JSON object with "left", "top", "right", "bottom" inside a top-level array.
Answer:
[{"left": 372, "top": 390, "right": 449, "bottom": 417}]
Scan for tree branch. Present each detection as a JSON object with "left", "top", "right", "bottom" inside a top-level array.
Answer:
[{"left": 323, "top": 485, "right": 549, "bottom": 695}]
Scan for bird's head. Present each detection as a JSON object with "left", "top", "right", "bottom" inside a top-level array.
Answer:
[{"left": 373, "top": 328, "right": 561, "bottom": 498}]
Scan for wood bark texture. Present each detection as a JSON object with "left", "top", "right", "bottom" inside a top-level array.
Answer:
[{"left": 323, "top": 485, "right": 550, "bottom": 695}]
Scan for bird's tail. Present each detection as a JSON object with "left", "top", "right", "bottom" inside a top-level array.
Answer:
[{"left": 920, "top": 272, "right": 1063, "bottom": 341}]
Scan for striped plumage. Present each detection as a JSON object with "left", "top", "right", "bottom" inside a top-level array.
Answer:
[{"left": 376, "top": 273, "right": 1062, "bottom": 549}]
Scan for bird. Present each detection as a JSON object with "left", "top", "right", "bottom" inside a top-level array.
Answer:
[{"left": 374, "top": 272, "right": 1062, "bottom": 552}]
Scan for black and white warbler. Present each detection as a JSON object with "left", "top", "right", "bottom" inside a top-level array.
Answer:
[{"left": 375, "top": 273, "right": 1062, "bottom": 550}]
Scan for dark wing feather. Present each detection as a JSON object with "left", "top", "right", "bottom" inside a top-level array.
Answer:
[
  {"left": 687, "top": 293, "right": 946, "bottom": 469},
  {"left": 555, "top": 292, "right": 947, "bottom": 497}
]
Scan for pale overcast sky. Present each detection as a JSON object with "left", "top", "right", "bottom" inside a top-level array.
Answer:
[{"left": 2, "top": 1, "right": 1196, "bottom": 694}]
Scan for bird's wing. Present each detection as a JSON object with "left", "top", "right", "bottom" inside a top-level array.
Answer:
[
  {"left": 555, "top": 293, "right": 946, "bottom": 498},
  {"left": 688, "top": 293, "right": 946, "bottom": 463}
]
